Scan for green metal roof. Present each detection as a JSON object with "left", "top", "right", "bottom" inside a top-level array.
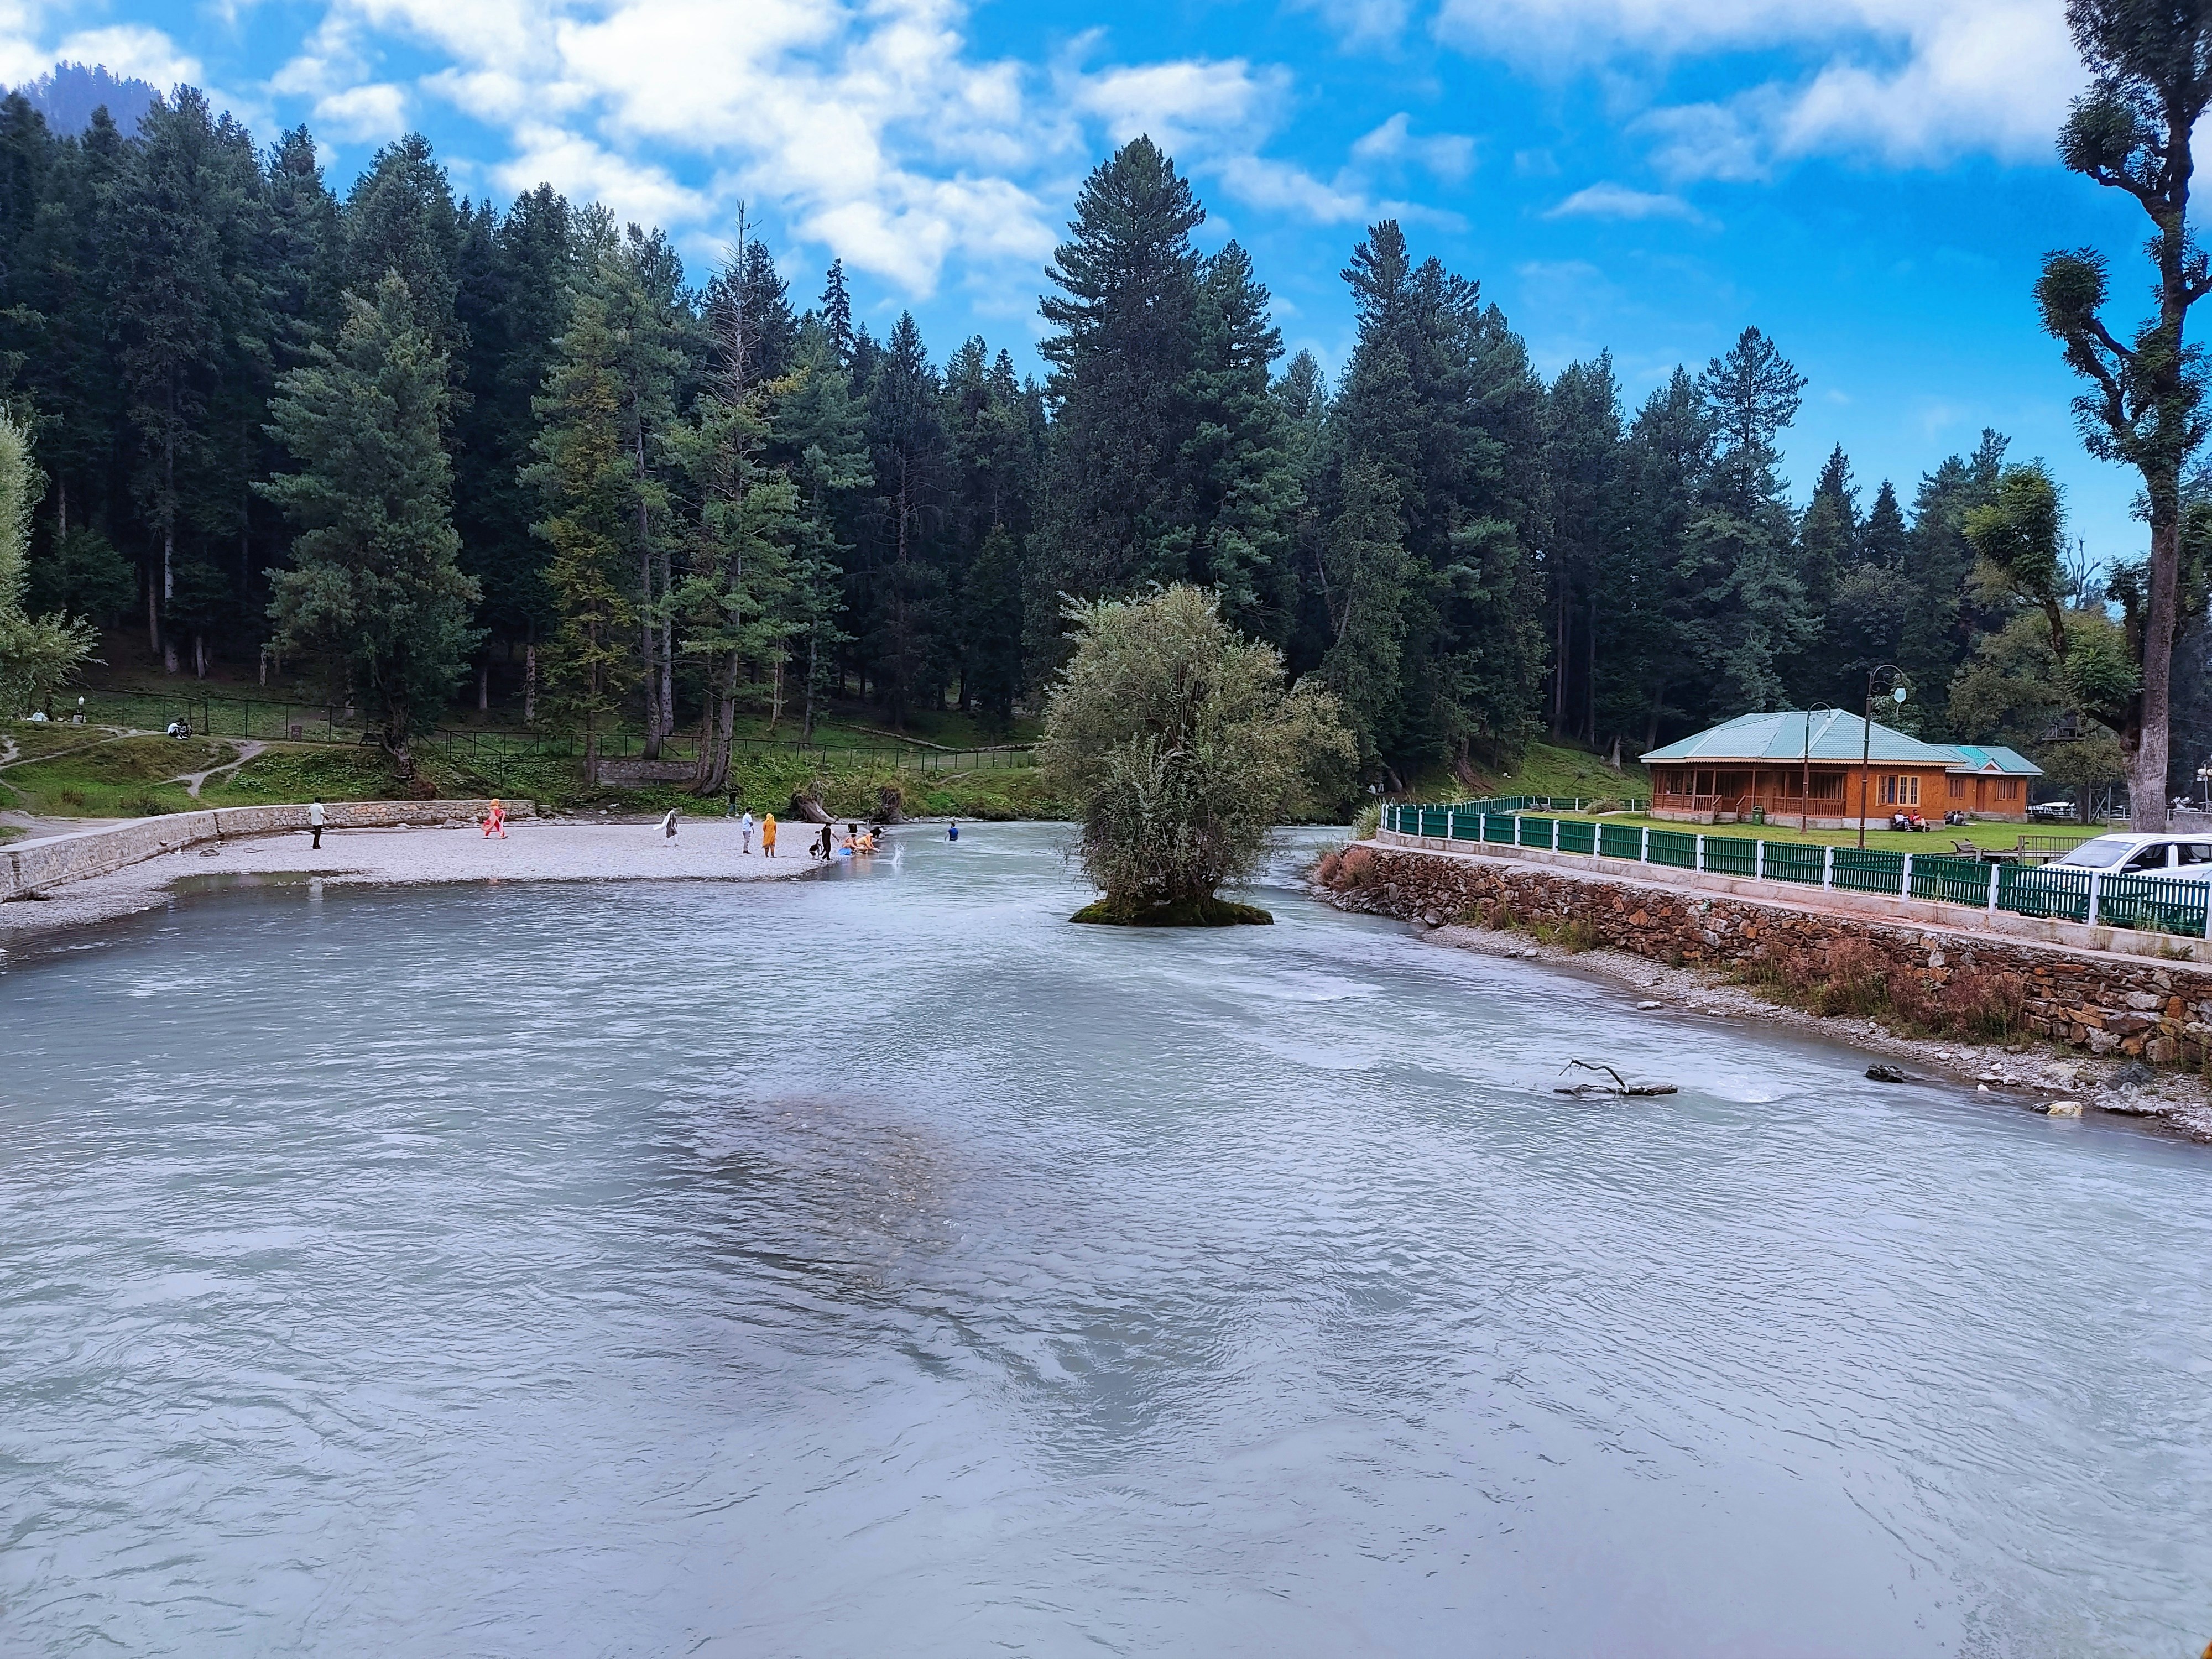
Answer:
[
  {"left": 1641, "top": 711, "right": 1961, "bottom": 766},
  {"left": 1939, "top": 743, "right": 2043, "bottom": 776}
]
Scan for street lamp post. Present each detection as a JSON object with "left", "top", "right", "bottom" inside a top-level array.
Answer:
[
  {"left": 1800, "top": 707, "right": 1837, "bottom": 833},
  {"left": 1858, "top": 667, "right": 1910, "bottom": 850}
]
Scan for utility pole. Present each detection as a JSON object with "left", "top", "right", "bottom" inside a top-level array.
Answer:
[{"left": 1858, "top": 668, "right": 1908, "bottom": 849}]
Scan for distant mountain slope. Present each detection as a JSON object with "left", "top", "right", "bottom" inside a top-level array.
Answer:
[{"left": 11, "top": 62, "right": 161, "bottom": 137}]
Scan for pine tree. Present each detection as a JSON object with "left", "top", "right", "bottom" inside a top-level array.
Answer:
[
  {"left": 775, "top": 316, "right": 868, "bottom": 738},
  {"left": 528, "top": 276, "right": 638, "bottom": 781},
  {"left": 1033, "top": 136, "right": 1204, "bottom": 660},
  {"left": 819, "top": 258, "right": 854, "bottom": 367},
  {"left": 1183, "top": 241, "right": 1300, "bottom": 643},
  {"left": 109, "top": 88, "right": 267, "bottom": 674},
  {"left": 1540, "top": 353, "right": 1623, "bottom": 741},
  {"left": 340, "top": 135, "right": 464, "bottom": 363},
  {"left": 262, "top": 273, "right": 479, "bottom": 773},
  {"left": 1319, "top": 454, "right": 1411, "bottom": 773},
  {"left": 1691, "top": 327, "right": 1814, "bottom": 713},
  {"left": 669, "top": 220, "right": 802, "bottom": 791},
  {"left": 857, "top": 311, "right": 949, "bottom": 726}
]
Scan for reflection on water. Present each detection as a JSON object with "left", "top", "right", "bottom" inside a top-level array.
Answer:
[{"left": 2, "top": 825, "right": 2209, "bottom": 1656}]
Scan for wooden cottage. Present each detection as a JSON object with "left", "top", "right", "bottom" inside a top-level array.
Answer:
[{"left": 1641, "top": 711, "right": 2042, "bottom": 827}]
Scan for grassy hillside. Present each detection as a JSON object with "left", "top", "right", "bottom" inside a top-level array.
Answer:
[
  {"left": 1406, "top": 739, "right": 1648, "bottom": 806},
  {"left": 2, "top": 719, "right": 1065, "bottom": 822}
]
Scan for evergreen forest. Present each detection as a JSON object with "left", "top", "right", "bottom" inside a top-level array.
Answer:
[{"left": 0, "top": 72, "right": 2191, "bottom": 794}]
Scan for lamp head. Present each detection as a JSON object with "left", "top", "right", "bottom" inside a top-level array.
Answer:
[{"left": 1891, "top": 686, "right": 1907, "bottom": 705}]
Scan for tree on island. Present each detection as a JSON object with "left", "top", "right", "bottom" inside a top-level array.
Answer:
[
  {"left": 262, "top": 273, "right": 480, "bottom": 779},
  {"left": 0, "top": 409, "right": 93, "bottom": 716},
  {"left": 2037, "top": 0, "right": 2212, "bottom": 830},
  {"left": 1041, "top": 584, "right": 1354, "bottom": 926}
]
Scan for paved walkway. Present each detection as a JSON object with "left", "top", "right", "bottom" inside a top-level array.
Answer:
[{"left": 1, "top": 817, "right": 825, "bottom": 951}]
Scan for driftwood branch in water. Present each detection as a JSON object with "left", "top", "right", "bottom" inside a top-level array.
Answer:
[{"left": 1553, "top": 1058, "right": 1679, "bottom": 1098}]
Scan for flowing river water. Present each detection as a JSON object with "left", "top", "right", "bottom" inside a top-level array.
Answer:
[{"left": 2, "top": 823, "right": 2209, "bottom": 1656}]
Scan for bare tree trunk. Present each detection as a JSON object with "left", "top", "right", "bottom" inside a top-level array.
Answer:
[
  {"left": 640, "top": 530, "right": 660, "bottom": 759},
  {"left": 478, "top": 663, "right": 489, "bottom": 712},
  {"left": 524, "top": 643, "right": 538, "bottom": 724},
  {"left": 145, "top": 568, "right": 160, "bottom": 659},
  {"left": 1583, "top": 591, "right": 1598, "bottom": 746},
  {"left": 160, "top": 526, "right": 177, "bottom": 676},
  {"left": 768, "top": 659, "right": 783, "bottom": 734},
  {"left": 802, "top": 629, "right": 818, "bottom": 739},
  {"left": 2131, "top": 506, "right": 2182, "bottom": 831}
]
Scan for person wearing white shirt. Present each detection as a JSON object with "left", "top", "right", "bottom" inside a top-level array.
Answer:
[
  {"left": 740, "top": 810, "right": 755, "bottom": 854},
  {"left": 309, "top": 798, "right": 326, "bottom": 850}
]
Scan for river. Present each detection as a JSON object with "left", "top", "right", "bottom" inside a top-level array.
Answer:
[{"left": 2, "top": 823, "right": 2208, "bottom": 1655}]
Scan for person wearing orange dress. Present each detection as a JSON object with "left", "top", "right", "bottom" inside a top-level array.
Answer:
[{"left": 761, "top": 812, "right": 778, "bottom": 858}]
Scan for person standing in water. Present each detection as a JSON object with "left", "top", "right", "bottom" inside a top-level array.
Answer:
[
  {"left": 739, "top": 809, "right": 756, "bottom": 854},
  {"left": 309, "top": 797, "right": 326, "bottom": 850},
  {"left": 815, "top": 822, "right": 833, "bottom": 860},
  {"left": 947, "top": 820, "right": 959, "bottom": 842},
  {"left": 761, "top": 812, "right": 778, "bottom": 858}
]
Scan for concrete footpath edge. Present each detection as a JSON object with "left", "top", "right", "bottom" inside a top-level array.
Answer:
[{"left": 0, "top": 800, "right": 538, "bottom": 902}]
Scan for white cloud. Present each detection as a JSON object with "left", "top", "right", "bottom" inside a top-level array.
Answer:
[
  {"left": 1546, "top": 180, "right": 1710, "bottom": 222},
  {"left": 1350, "top": 112, "right": 1475, "bottom": 180},
  {"left": 315, "top": 80, "right": 408, "bottom": 141},
  {"left": 1287, "top": 0, "right": 1413, "bottom": 50},
  {"left": 1433, "top": 0, "right": 2081, "bottom": 174},
  {"left": 1218, "top": 153, "right": 1371, "bottom": 222},
  {"left": 51, "top": 24, "right": 202, "bottom": 92},
  {"left": 1064, "top": 56, "right": 1291, "bottom": 151}
]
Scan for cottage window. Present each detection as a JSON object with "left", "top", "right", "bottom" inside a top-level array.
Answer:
[
  {"left": 1881, "top": 775, "right": 1919, "bottom": 807},
  {"left": 1996, "top": 778, "right": 2020, "bottom": 800},
  {"left": 1948, "top": 776, "right": 1966, "bottom": 800}
]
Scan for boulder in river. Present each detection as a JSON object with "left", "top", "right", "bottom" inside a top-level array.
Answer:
[{"left": 1865, "top": 1065, "right": 1910, "bottom": 1084}]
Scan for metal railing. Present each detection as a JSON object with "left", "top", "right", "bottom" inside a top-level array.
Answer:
[{"left": 1379, "top": 802, "right": 2212, "bottom": 941}]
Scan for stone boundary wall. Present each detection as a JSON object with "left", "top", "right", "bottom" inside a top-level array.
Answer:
[
  {"left": 1328, "top": 839, "right": 2212, "bottom": 1066},
  {"left": 0, "top": 800, "right": 537, "bottom": 902},
  {"left": 1376, "top": 828, "right": 2204, "bottom": 965}
]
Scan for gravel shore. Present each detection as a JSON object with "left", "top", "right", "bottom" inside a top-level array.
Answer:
[
  {"left": 1392, "top": 908, "right": 2212, "bottom": 1142},
  {"left": 0, "top": 816, "right": 821, "bottom": 953}
]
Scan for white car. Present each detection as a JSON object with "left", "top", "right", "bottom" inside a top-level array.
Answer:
[{"left": 2046, "top": 833, "right": 2212, "bottom": 878}]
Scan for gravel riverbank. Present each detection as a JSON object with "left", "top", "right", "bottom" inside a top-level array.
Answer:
[
  {"left": 0, "top": 816, "right": 822, "bottom": 956},
  {"left": 1305, "top": 878, "right": 2212, "bottom": 1142}
]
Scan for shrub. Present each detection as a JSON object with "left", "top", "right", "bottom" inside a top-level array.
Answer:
[{"left": 1813, "top": 936, "right": 1889, "bottom": 1018}]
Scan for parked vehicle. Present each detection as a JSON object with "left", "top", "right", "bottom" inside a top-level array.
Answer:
[
  {"left": 2005, "top": 833, "right": 2212, "bottom": 930},
  {"left": 2027, "top": 800, "right": 2081, "bottom": 822}
]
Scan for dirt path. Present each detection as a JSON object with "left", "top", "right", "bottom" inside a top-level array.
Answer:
[
  {"left": 0, "top": 730, "right": 130, "bottom": 771},
  {"left": 168, "top": 740, "right": 264, "bottom": 799}
]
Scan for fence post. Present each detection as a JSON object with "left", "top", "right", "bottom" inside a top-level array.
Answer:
[
  {"left": 1548, "top": 817, "right": 1558, "bottom": 852},
  {"left": 1755, "top": 840, "right": 1765, "bottom": 880},
  {"left": 1695, "top": 833, "right": 1706, "bottom": 871},
  {"left": 1639, "top": 826, "right": 1650, "bottom": 863},
  {"left": 1901, "top": 853, "right": 1913, "bottom": 898},
  {"left": 1822, "top": 846, "right": 1834, "bottom": 890},
  {"left": 2088, "top": 872, "right": 2103, "bottom": 925},
  {"left": 1986, "top": 861, "right": 2001, "bottom": 913}
]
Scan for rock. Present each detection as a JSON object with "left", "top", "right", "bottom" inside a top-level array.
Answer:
[
  {"left": 1977, "top": 1072, "right": 2001, "bottom": 1084},
  {"left": 1636, "top": 1000, "right": 1661, "bottom": 1010},
  {"left": 1977, "top": 1083, "right": 1990, "bottom": 1093},
  {"left": 1422, "top": 909, "right": 1442, "bottom": 927},
  {"left": 1866, "top": 1065, "right": 1910, "bottom": 1084},
  {"left": 2043, "top": 1099, "right": 2084, "bottom": 1118}
]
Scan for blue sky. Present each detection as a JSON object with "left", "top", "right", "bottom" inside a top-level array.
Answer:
[{"left": 1, "top": 0, "right": 2159, "bottom": 560}]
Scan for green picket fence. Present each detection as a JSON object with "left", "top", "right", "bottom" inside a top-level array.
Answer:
[{"left": 1375, "top": 800, "right": 2212, "bottom": 940}]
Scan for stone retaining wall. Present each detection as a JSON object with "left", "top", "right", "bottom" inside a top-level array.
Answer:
[
  {"left": 1324, "top": 840, "right": 2212, "bottom": 1066},
  {"left": 0, "top": 799, "right": 536, "bottom": 902}
]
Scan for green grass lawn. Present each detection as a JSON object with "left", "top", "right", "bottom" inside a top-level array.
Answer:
[
  {"left": 1, "top": 718, "right": 137, "bottom": 763},
  {"left": 0, "top": 734, "right": 233, "bottom": 817},
  {"left": 1528, "top": 810, "right": 2102, "bottom": 856}
]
